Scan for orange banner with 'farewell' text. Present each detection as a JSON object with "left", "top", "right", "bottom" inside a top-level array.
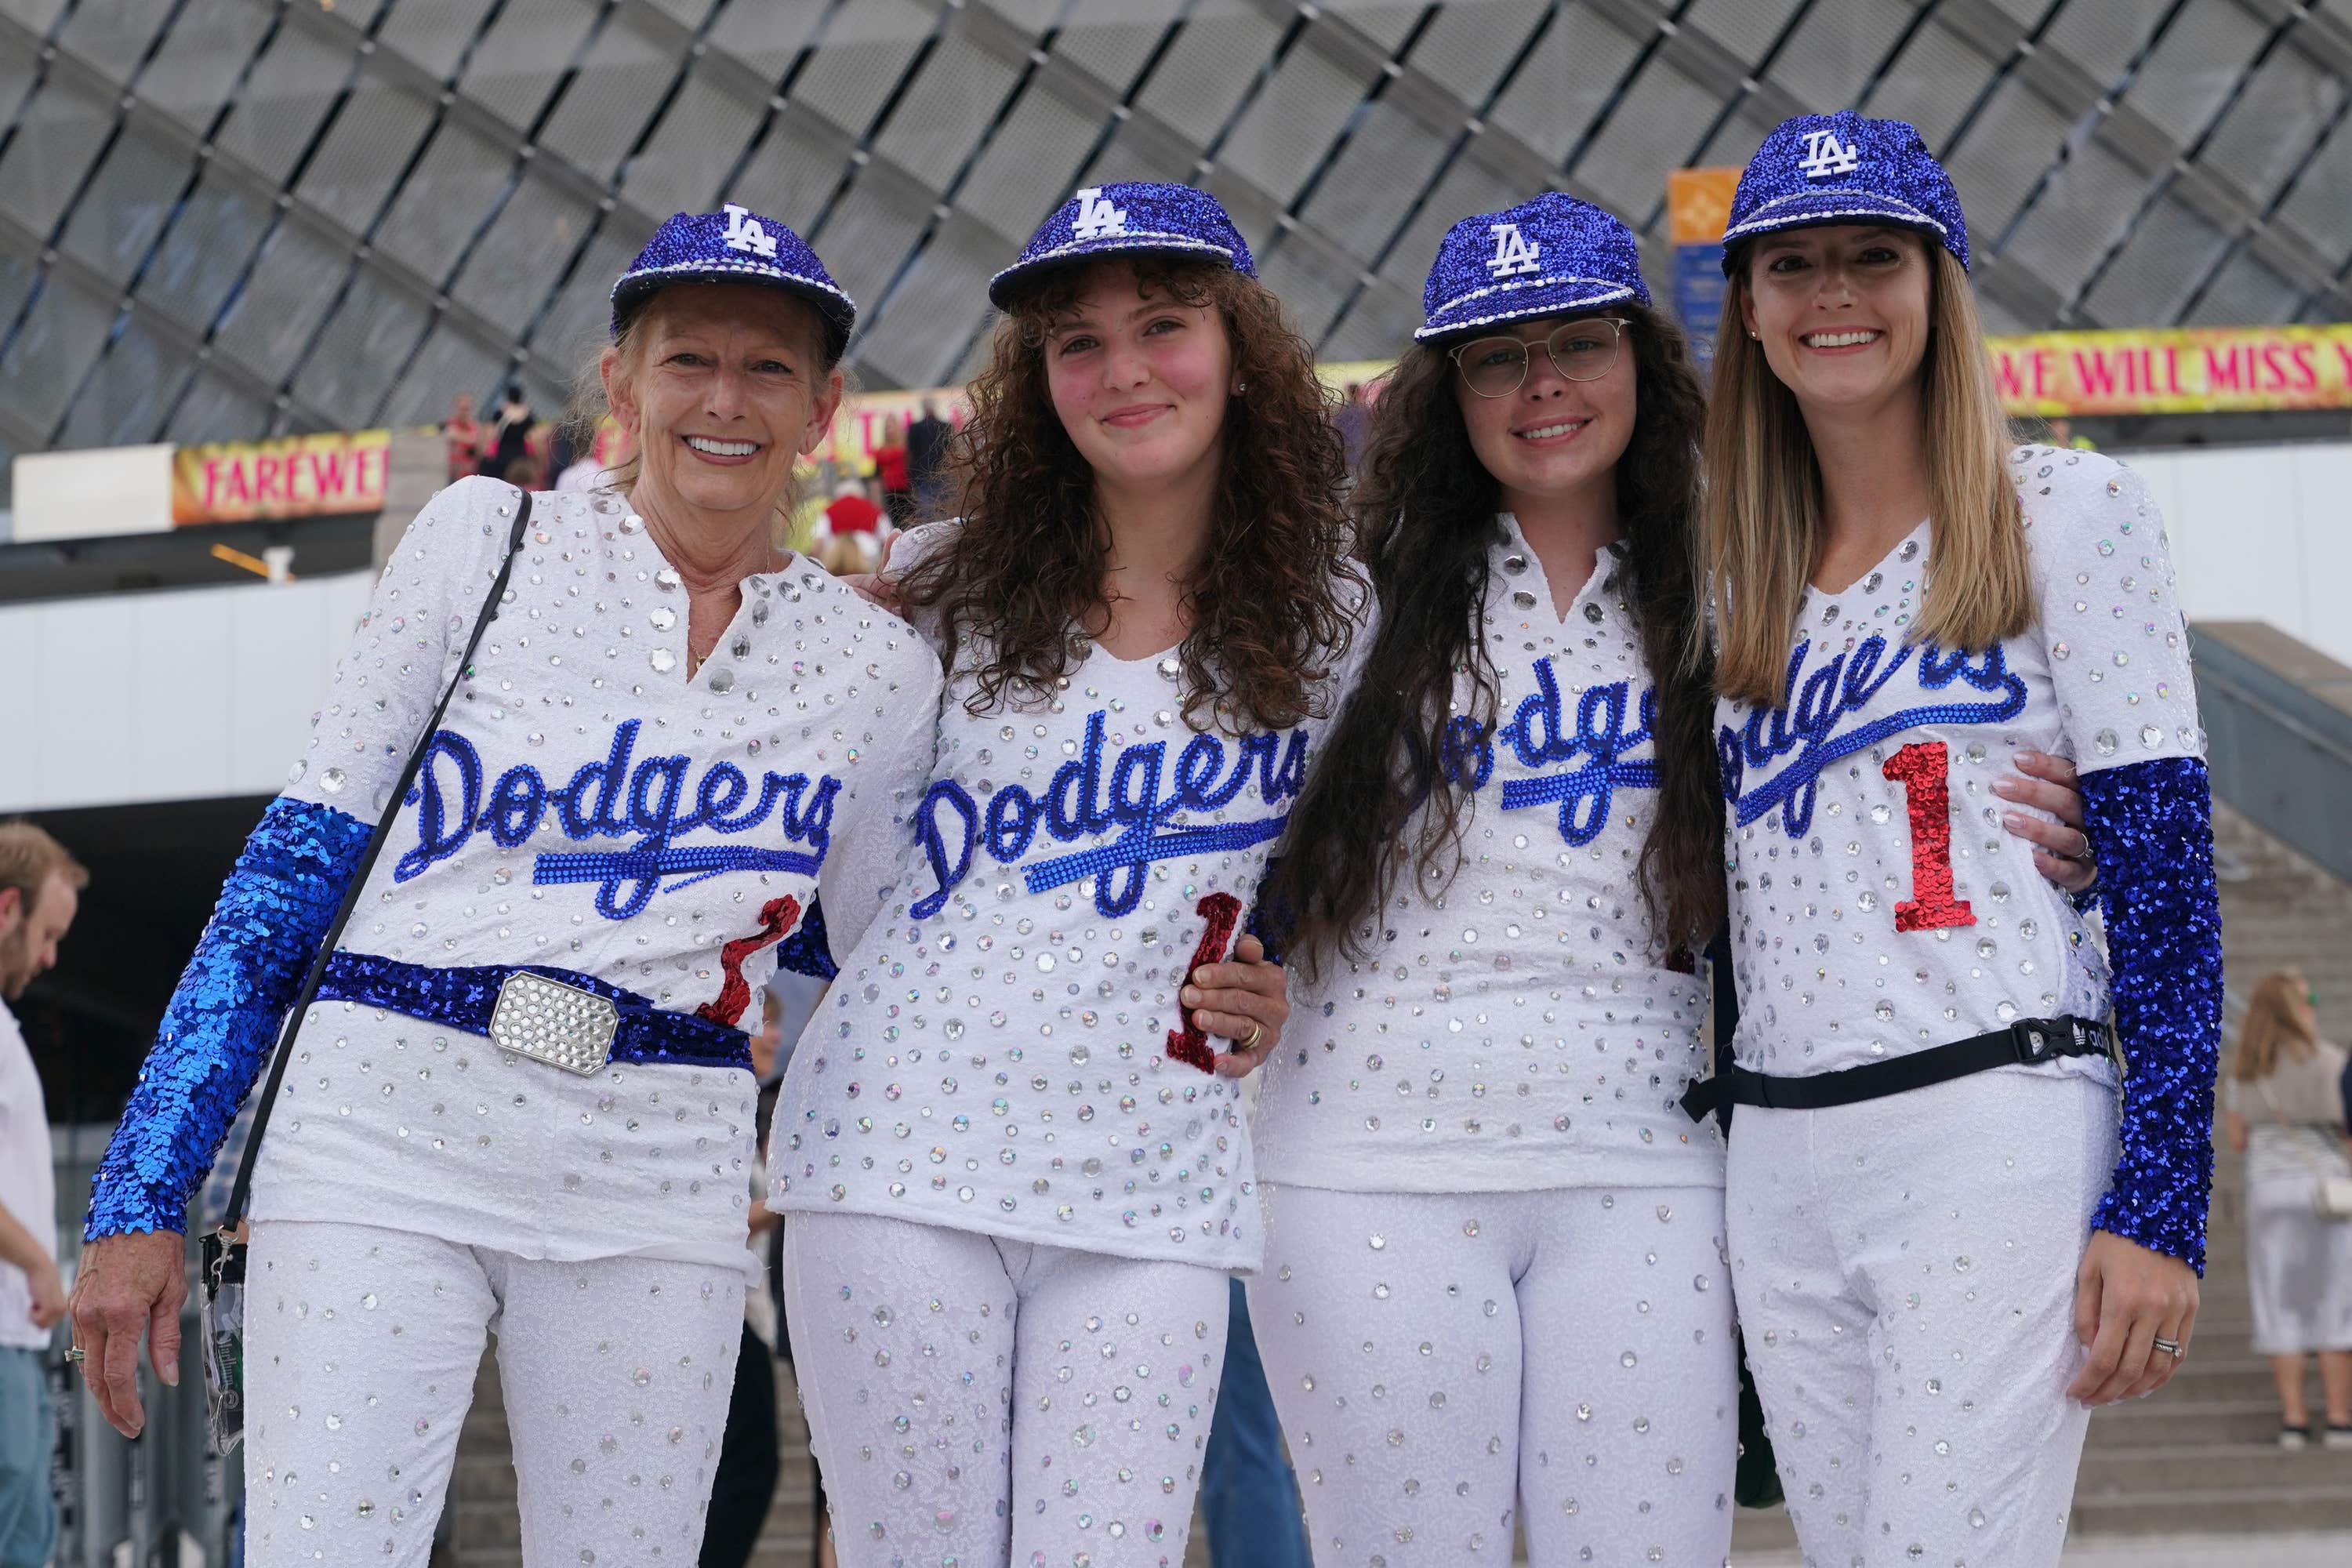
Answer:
[{"left": 172, "top": 429, "right": 391, "bottom": 524}]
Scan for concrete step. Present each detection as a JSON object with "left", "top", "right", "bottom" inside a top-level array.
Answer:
[
  {"left": 2073, "top": 1484, "right": 2352, "bottom": 1535},
  {"left": 2076, "top": 1441, "right": 2352, "bottom": 1495},
  {"left": 2087, "top": 1397, "right": 2307, "bottom": 1448}
]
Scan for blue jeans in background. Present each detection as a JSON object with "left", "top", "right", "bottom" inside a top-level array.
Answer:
[
  {"left": 0, "top": 1345, "right": 57, "bottom": 1568},
  {"left": 1199, "top": 1278, "right": 1312, "bottom": 1568}
]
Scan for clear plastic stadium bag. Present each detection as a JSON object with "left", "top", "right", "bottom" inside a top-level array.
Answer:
[{"left": 199, "top": 1228, "right": 246, "bottom": 1454}]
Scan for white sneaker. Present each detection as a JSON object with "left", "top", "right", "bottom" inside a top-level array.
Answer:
[
  {"left": 2278, "top": 1424, "right": 2310, "bottom": 1450},
  {"left": 2324, "top": 1424, "right": 2352, "bottom": 1452}
]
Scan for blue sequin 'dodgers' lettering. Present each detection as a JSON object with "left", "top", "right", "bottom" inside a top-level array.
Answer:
[
  {"left": 1719, "top": 634, "right": 2027, "bottom": 837},
  {"left": 395, "top": 720, "right": 840, "bottom": 919},
  {"left": 912, "top": 709, "right": 1308, "bottom": 920},
  {"left": 1432, "top": 661, "right": 1661, "bottom": 846}
]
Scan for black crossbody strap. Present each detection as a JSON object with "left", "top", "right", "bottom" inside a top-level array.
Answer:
[{"left": 218, "top": 488, "right": 533, "bottom": 1233}]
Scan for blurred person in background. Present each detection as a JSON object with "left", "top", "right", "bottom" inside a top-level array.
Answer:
[
  {"left": 442, "top": 391, "right": 484, "bottom": 481},
  {"left": 480, "top": 383, "right": 535, "bottom": 480},
  {"left": 906, "top": 395, "right": 951, "bottom": 511},
  {"left": 557, "top": 421, "right": 631, "bottom": 494},
  {"left": 0, "top": 822, "right": 85, "bottom": 1568},
  {"left": 702, "top": 991, "right": 789, "bottom": 1568},
  {"left": 1196, "top": 1277, "right": 1311, "bottom": 1568},
  {"left": 67, "top": 205, "right": 943, "bottom": 1568},
  {"left": 822, "top": 477, "right": 882, "bottom": 537},
  {"left": 871, "top": 411, "right": 913, "bottom": 524},
  {"left": 2225, "top": 969, "right": 2352, "bottom": 1450},
  {"left": 502, "top": 456, "right": 546, "bottom": 493},
  {"left": 1333, "top": 379, "right": 1370, "bottom": 472}
]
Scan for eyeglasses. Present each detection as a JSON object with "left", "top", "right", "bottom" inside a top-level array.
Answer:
[{"left": 1449, "top": 318, "right": 1629, "bottom": 397}]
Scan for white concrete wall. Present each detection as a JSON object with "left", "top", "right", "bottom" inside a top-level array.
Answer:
[
  {"left": 0, "top": 571, "right": 373, "bottom": 813},
  {"left": 2125, "top": 442, "right": 2352, "bottom": 671}
]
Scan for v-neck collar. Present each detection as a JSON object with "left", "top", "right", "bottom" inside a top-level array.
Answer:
[
  {"left": 608, "top": 495, "right": 785, "bottom": 692},
  {"left": 1495, "top": 512, "right": 1621, "bottom": 625}
]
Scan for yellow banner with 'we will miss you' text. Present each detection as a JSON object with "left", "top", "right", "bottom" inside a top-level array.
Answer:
[{"left": 1986, "top": 324, "right": 2352, "bottom": 417}]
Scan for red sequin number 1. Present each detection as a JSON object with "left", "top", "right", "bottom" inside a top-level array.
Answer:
[
  {"left": 1881, "top": 741, "right": 1974, "bottom": 931},
  {"left": 1165, "top": 892, "right": 1243, "bottom": 1073}
]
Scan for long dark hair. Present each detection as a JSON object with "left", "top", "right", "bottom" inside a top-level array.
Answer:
[
  {"left": 1266, "top": 303, "right": 1724, "bottom": 970},
  {"left": 897, "top": 256, "right": 1358, "bottom": 733}
]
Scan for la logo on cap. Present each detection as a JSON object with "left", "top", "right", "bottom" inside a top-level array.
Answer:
[
  {"left": 1798, "top": 128, "right": 1861, "bottom": 180},
  {"left": 1486, "top": 221, "right": 1541, "bottom": 279},
  {"left": 721, "top": 203, "right": 779, "bottom": 260},
  {"left": 1071, "top": 187, "right": 1129, "bottom": 240}
]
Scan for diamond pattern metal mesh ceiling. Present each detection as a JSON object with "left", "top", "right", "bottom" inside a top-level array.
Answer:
[{"left": 3, "top": 0, "right": 2350, "bottom": 492}]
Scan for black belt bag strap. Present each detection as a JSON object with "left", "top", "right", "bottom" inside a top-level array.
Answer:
[{"left": 1679, "top": 1014, "right": 2111, "bottom": 1122}]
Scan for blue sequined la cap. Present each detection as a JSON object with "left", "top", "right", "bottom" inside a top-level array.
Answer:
[
  {"left": 611, "top": 205, "right": 857, "bottom": 359},
  {"left": 1721, "top": 112, "right": 1969, "bottom": 274},
  {"left": 1416, "top": 193, "right": 1650, "bottom": 343},
  {"left": 989, "top": 182, "right": 1256, "bottom": 307}
]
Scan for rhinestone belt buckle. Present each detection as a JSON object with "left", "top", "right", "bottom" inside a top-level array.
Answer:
[{"left": 489, "top": 971, "right": 619, "bottom": 1076}]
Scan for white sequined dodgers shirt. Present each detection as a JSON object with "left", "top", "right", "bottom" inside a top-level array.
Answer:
[
  {"left": 1256, "top": 520, "right": 1722, "bottom": 1195},
  {"left": 252, "top": 478, "right": 942, "bottom": 1276},
  {"left": 1717, "top": 447, "right": 2201, "bottom": 1080},
  {"left": 771, "top": 526, "right": 1364, "bottom": 1270}
]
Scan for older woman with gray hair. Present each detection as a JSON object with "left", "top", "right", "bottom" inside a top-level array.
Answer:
[{"left": 66, "top": 205, "right": 942, "bottom": 1567}]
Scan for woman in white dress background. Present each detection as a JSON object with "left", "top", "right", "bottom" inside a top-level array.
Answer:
[{"left": 2225, "top": 968, "right": 2352, "bottom": 1449}]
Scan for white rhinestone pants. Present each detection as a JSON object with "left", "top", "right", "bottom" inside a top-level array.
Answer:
[
  {"left": 1248, "top": 1183, "right": 1737, "bottom": 1566},
  {"left": 241, "top": 1219, "right": 745, "bottom": 1567},
  {"left": 779, "top": 1212, "right": 1230, "bottom": 1568},
  {"left": 1726, "top": 1069, "right": 2118, "bottom": 1567}
]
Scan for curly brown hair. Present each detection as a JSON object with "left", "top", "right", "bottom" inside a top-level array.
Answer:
[
  {"left": 896, "top": 256, "right": 1359, "bottom": 733},
  {"left": 1264, "top": 303, "right": 1726, "bottom": 971}
]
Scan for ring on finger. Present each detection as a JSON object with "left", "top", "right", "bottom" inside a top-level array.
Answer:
[
  {"left": 2151, "top": 1335, "right": 2184, "bottom": 1359},
  {"left": 1241, "top": 1022, "right": 1264, "bottom": 1051},
  {"left": 64, "top": 1345, "right": 86, "bottom": 1364}
]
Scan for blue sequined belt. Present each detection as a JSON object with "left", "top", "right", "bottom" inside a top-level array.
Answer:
[{"left": 317, "top": 953, "right": 749, "bottom": 1074}]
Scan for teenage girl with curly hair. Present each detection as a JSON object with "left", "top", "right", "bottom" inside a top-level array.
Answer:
[{"left": 770, "top": 183, "right": 1363, "bottom": 1568}]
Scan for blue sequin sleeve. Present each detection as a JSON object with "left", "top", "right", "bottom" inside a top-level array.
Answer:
[
  {"left": 84, "top": 797, "right": 372, "bottom": 1238},
  {"left": 2081, "top": 757, "right": 2222, "bottom": 1274}
]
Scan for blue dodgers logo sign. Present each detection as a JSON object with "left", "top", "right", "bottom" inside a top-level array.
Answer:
[
  {"left": 1719, "top": 633, "right": 2027, "bottom": 838},
  {"left": 394, "top": 720, "right": 840, "bottom": 920},
  {"left": 1440, "top": 661, "right": 1660, "bottom": 843},
  {"left": 911, "top": 709, "right": 1308, "bottom": 920}
]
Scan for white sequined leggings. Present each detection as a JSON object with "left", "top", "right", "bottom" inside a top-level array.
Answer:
[
  {"left": 242, "top": 1219, "right": 746, "bottom": 1567},
  {"left": 1726, "top": 1069, "right": 2118, "bottom": 1568},
  {"left": 779, "top": 1212, "right": 1230, "bottom": 1568},
  {"left": 1249, "top": 1184, "right": 1738, "bottom": 1566}
]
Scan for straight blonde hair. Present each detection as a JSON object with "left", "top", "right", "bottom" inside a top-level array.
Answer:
[
  {"left": 1703, "top": 245, "right": 2033, "bottom": 707},
  {"left": 2232, "top": 970, "right": 2318, "bottom": 1082}
]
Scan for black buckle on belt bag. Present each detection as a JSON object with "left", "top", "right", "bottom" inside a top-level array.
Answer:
[
  {"left": 198, "top": 486, "right": 532, "bottom": 1454},
  {"left": 1679, "top": 1014, "right": 2110, "bottom": 1122}
]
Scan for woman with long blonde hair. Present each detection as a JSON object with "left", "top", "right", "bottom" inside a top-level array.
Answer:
[
  {"left": 1697, "top": 113, "right": 2222, "bottom": 1565},
  {"left": 2225, "top": 969, "right": 2352, "bottom": 1449}
]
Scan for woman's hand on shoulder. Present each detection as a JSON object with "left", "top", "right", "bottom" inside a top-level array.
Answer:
[
  {"left": 1185, "top": 932, "right": 1289, "bottom": 1077},
  {"left": 1997, "top": 750, "right": 2097, "bottom": 895}
]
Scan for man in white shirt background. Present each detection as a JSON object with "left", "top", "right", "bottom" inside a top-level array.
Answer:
[{"left": 0, "top": 822, "right": 84, "bottom": 1568}]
